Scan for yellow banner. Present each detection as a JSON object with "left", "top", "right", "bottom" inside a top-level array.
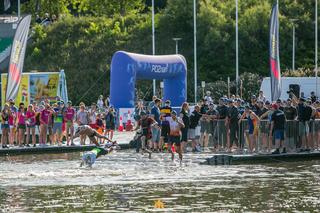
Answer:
[
  {"left": 1, "top": 72, "right": 59, "bottom": 106},
  {"left": 29, "top": 73, "right": 59, "bottom": 103},
  {"left": 1, "top": 74, "right": 29, "bottom": 106}
]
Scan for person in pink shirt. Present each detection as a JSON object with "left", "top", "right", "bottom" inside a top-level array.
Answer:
[
  {"left": 16, "top": 105, "right": 27, "bottom": 147},
  {"left": 64, "top": 101, "right": 76, "bottom": 146},
  {"left": 26, "top": 104, "right": 36, "bottom": 147},
  {"left": 8, "top": 101, "right": 17, "bottom": 146},
  {"left": 39, "top": 104, "right": 52, "bottom": 146}
]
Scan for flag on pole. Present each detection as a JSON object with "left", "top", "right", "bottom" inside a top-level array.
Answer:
[
  {"left": 4, "top": 0, "right": 11, "bottom": 11},
  {"left": 269, "top": 3, "right": 281, "bottom": 101},
  {"left": 6, "top": 15, "right": 32, "bottom": 102}
]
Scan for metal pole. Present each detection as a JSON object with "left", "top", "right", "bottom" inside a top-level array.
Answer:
[
  {"left": 235, "top": 0, "right": 239, "bottom": 96},
  {"left": 228, "top": 77, "right": 230, "bottom": 98},
  {"left": 18, "top": 0, "right": 21, "bottom": 20},
  {"left": 293, "top": 24, "right": 295, "bottom": 72},
  {"left": 172, "top": 38, "right": 182, "bottom": 54},
  {"left": 152, "top": 0, "right": 156, "bottom": 96},
  {"left": 176, "top": 41, "right": 178, "bottom": 54},
  {"left": 194, "top": 0, "right": 197, "bottom": 103},
  {"left": 290, "top": 19, "right": 298, "bottom": 72},
  {"left": 316, "top": 0, "right": 318, "bottom": 96}
]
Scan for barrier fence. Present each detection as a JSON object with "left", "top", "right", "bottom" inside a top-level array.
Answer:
[{"left": 202, "top": 119, "right": 320, "bottom": 152}]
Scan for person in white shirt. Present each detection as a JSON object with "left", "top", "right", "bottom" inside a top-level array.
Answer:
[
  {"left": 97, "top": 95, "right": 104, "bottom": 109},
  {"left": 204, "top": 91, "right": 213, "bottom": 105},
  {"left": 88, "top": 103, "right": 97, "bottom": 127},
  {"left": 257, "top": 91, "right": 266, "bottom": 103}
]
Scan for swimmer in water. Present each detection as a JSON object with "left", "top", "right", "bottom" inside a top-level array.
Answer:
[
  {"left": 80, "top": 141, "right": 120, "bottom": 167},
  {"left": 74, "top": 125, "right": 114, "bottom": 146}
]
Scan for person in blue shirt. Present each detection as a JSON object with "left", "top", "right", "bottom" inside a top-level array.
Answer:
[{"left": 150, "top": 98, "right": 162, "bottom": 152}]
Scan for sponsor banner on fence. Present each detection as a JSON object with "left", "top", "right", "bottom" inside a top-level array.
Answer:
[
  {"left": 2, "top": 74, "right": 29, "bottom": 106},
  {"left": 30, "top": 73, "right": 59, "bottom": 103}
]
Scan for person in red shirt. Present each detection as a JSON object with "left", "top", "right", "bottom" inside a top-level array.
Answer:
[{"left": 133, "top": 111, "right": 158, "bottom": 158}]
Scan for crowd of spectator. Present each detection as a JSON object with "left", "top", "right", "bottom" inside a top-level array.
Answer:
[
  {"left": 35, "top": 13, "right": 57, "bottom": 26},
  {"left": 1, "top": 91, "right": 320, "bottom": 156},
  {"left": 0, "top": 95, "right": 114, "bottom": 148},
  {"left": 132, "top": 90, "right": 320, "bottom": 155}
]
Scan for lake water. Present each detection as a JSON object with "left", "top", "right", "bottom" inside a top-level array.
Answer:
[{"left": 0, "top": 151, "right": 320, "bottom": 212}]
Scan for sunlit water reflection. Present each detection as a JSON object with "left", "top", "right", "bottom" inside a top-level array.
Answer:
[{"left": 0, "top": 151, "right": 320, "bottom": 212}]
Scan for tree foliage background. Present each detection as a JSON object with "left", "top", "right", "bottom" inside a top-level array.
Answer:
[{"left": 4, "top": 0, "right": 318, "bottom": 103}]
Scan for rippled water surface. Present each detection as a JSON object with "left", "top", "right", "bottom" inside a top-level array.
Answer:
[{"left": 0, "top": 151, "right": 320, "bottom": 212}]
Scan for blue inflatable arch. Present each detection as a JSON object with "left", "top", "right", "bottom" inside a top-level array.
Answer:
[{"left": 110, "top": 51, "right": 187, "bottom": 108}]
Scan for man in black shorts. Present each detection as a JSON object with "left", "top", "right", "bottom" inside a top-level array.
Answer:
[
  {"left": 270, "top": 104, "right": 286, "bottom": 154},
  {"left": 160, "top": 100, "right": 172, "bottom": 149}
]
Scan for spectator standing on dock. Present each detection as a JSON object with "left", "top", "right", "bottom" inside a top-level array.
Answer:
[
  {"left": 148, "top": 96, "right": 157, "bottom": 114},
  {"left": 199, "top": 99, "right": 210, "bottom": 150},
  {"left": 204, "top": 91, "right": 213, "bottom": 105},
  {"left": 270, "top": 104, "right": 286, "bottom": 154},
  {"left": 47, "top": 106, "right": 54, "bottom": 145},
  {"left": 104, "top": 107, "right": 116, "bottom": 140},
  {"left": 257, "top": 91, "right": 266, "bottom": 103},
  {"left": 283, "top": 98, "right": 298, "bottom": 152},
  {"left": 206, "top": 104, "right": 218, "bottom": 151},
  {"left": 189, "top": 105, "right": 202, "bottom": 152},
  {"left": 310, "top": 91, "right": 317, "bottom": 103},
  {"left": 250, "top": 95, "right": 259, "bottom": 114},
  {"left": 1, "top": 104, "right": 10, "bottom": 148},
  {"left": 227, "top": 99, "right": 240, "bottom": 152},
  {"left": 104, "top": 96, "right": 110, "bottom": 108},
  {"left": 313, "top": 100, "right": 320, "bottom": 150},
  {"left": 52, "top": 102, "right": 64, "bottom": 146},
  {"left": 97, "top": 95, "right": 104, "bottom": 109},
  {"left": 297, "top": 98, "right": 312, "bottom": 152},
  {"left": 88, "top": 103, "right": 97, "bottom": 129},
  {"left": 16, "top": 104, "right": 27, "bottom": 147},
  {"left": 77, "top": 104, "right": 90, "bottom": 145},
  {"left": 306, "top": 99, "right": 316, "bottom": 151},
  {"left": 239, "top": 106, "right": 260, "bottom": 153},
  {"left": 39, "top": 104, "right": 52, "bottom": 146},
  {"left": 64, "top": 101, "right": 76, "bottom": 146},
  {"left": 216, "top": 98, "right": 228, "bottom": 150},
  {"left": 26, "top": 104, "right": 36, "bottom": 147},
  {"left": 8, "top": 100, "right": 17, "bottom": 146},
  {"left": 260, "top": 101, "right": 274, "bottom": 152}
]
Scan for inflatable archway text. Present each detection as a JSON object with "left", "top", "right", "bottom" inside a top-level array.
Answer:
[{"left": 110, "top": 51, "right": 187, "bottom": 108}]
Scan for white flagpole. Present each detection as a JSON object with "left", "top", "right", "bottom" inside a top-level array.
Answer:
[
  {"left": 194, "top": 0, "right": 197, "bottom": 103},
  {"left": 152, "top": 0, "right": 156, "bottom": 96}
]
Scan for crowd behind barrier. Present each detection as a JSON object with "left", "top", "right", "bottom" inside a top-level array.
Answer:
[{"left": 1, "top": 90, "right": 320, "bottom": 156}]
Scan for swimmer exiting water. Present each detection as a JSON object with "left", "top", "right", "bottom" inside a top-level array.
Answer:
[
  {"left": 80, "top": 141, "right": 120, "bottom": 167},
  {"left": 74, "top": 125, "right": 114, "bottom": 146},
  {"left": 133, "top": 111, "right": 158, "bottom": 159}
]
